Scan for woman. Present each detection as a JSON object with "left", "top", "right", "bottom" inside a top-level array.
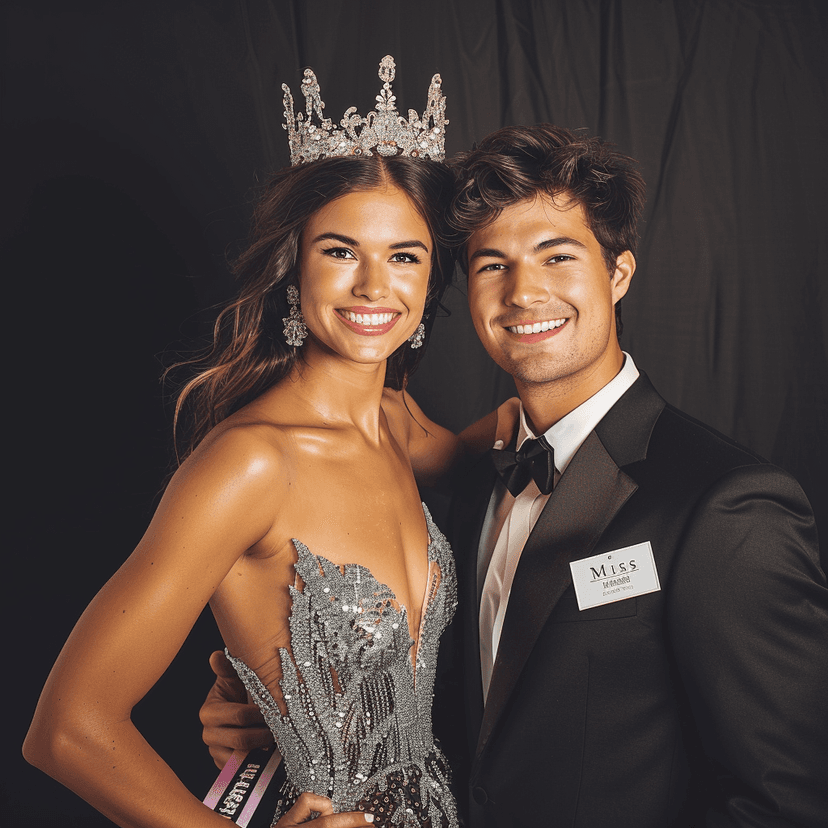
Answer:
[{"left": 24, "top": 59, "right": 512, "bottom": 828}]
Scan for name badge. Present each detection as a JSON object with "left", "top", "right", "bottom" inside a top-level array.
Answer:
[{"left": 569, "top": 541, "right": 661, "bottom": 610}]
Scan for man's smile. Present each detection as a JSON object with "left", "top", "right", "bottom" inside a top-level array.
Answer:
[{"left": 505, "top": 317, "right": 568, "bottom": 335}]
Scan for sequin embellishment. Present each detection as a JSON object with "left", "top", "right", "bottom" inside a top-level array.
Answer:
[{"left": 226, "top": 505, "right": 458, "bottom": 827}]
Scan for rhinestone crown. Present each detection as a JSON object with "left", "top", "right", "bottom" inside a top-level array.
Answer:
[{"left": 282, "top": 55, "right": 448, "bottom": 165}]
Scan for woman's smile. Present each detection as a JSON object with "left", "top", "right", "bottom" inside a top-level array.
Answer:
[{"left": 336, "top": 306, "right": 402, "bottom": 336}]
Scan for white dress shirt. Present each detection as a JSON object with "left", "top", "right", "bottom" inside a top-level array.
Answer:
[{"left": 478, "top": 353, "right": 640, "bottom": 702}]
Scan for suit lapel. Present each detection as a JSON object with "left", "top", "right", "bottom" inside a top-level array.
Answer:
[
  {"left": 473, "top": 374, "right": 666, "bottom": 761},
  {"left": 475, "top": 431, "right": 637, "bottom": 756}
]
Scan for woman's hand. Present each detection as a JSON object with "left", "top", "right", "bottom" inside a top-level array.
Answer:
[
  {"left": 200, "top": 650, "right": 274, "bottom": 768},
  {"left": 22, "top": 426, "right": 288, "bottom": 827},
  {"left": 453, "top": 395, "right": 521, "bottom": 464},
  {"left": 494, "top": 396, "right": 521, "bottom": 446},
  {"left": 275, "top": 793, "right": 374, "bottom": 826}
]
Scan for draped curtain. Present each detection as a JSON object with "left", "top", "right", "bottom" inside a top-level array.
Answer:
[{"left": 5, "top": 2, "right": 826, "bottom": 824}]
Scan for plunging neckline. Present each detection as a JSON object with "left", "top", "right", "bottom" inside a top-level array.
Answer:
[{"left": 292, "top": 502, "right": 439, "bottom": 682}]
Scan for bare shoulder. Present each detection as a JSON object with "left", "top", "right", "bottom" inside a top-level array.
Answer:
[
  {"left": 160, "top": 419, "right": 299, "bottom": 538},
  {"left": 381, "top": 387, "right": 441, "bottom": 448},
  {"left": 186, "top": 420, "right": 294, "bottom": 482},
  {"left": 381, "top": 387, "right": 414, "bottom": 444},
  {"left": 382, "top": 388, "right": 465, "bottom": 488}
]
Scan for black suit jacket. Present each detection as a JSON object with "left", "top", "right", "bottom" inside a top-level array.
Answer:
[{"left": 444, "top": 374, "right": 828, "bottom": 827}]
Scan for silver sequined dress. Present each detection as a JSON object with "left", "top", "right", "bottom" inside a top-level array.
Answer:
[{"left": 226, "top": 504, "right": 459, "bottom": 827}]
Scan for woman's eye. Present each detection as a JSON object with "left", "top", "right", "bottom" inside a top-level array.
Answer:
[
  {"left": 390, "top": 252, "right": 421, "bottom": 264},
  {"left": 323, "top": 247, "right": 355, "bottom": 259}
]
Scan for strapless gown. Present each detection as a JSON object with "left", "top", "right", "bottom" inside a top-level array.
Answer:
[{"left": 226, "top": 504, "right": 459, "bottom": 827}]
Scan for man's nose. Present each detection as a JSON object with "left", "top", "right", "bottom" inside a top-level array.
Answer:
[{"left": 504, "top": 263, "right": 550, "bottom": 307}]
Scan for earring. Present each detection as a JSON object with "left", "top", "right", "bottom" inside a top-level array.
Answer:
[
  {"left": 408, "top": 321, "right": 425, "bottom": 349},
  {"left": 282, "top": 285, "right": 308, "bottom": 347}
]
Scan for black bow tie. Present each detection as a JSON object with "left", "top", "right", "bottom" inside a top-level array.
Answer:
[{"left": 491, "top": 436, "right": 556, "bottom": 497}]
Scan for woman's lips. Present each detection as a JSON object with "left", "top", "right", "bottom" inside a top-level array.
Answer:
[{"left": 337, "top": 307, "right": 402, "bottom": 336}]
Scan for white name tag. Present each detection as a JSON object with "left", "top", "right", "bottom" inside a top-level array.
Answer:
[{"left": 569, "top": 541, "right": 661, "bottom": 610}]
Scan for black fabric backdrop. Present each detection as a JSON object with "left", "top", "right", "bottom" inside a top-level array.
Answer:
[{"left": 5, "top": 2, "right": 827, "bottom": 825}]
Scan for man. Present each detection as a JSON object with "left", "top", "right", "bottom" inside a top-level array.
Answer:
[
  {"left": 201, "top": 125, "right": 828, "bottom": 826},
  {"left": 442, "top": 123, "right": 827, "bottom": 826}
]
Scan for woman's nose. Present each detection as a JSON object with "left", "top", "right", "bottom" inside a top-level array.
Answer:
[{"left": 353, "top": 259, "right": 390, "bottom": 301}]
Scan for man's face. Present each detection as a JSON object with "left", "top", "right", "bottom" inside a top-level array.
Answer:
[{"left": 466, "top": 193, "right": 634, "bottom": 397}]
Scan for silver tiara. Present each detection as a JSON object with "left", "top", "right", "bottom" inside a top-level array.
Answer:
[{"left": 282, "top": 55, "right": 448, "bottom": 165}]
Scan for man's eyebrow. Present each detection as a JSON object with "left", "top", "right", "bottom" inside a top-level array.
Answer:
[
  {"left": 309, "top": 233, "right": 429, "bottom": 252},
  {"left": 469, "top": 237, "right": 587, "bottom": 262},
  {"left": 469, "top": 247, "right": 506, "bottom": 262},
  {"left": 535, "top": 236, "right": 587, "bottom": 252}
]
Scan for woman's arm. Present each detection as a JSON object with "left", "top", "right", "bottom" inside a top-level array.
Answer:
[
  {"left": 23, "top": 428, "right": 284, "bottom": 828},
  {"left": 383, "top": 389, "right": 520, "bottom": 489}
]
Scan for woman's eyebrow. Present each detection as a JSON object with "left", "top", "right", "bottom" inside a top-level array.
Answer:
[
  {"left": 389, "top": 239, "right": 429, "bottom": 251},
  {"left": 310, "top": 232, "right": 360, "bottom": 246},
  {"left": 309, "top": 233, "right": 428, "bottom": 252}
]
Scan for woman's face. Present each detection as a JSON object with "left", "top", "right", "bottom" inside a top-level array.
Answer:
[{"left": 297, "top": 185, "right": 432, "bottom": 366}]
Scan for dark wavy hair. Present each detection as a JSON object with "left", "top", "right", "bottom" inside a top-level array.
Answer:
[
  {"left": 170, "top": 155, "right": 456, "bottom": 463},
  {"left": 448, "top": 123, "right": 646, "bottom": 336}
]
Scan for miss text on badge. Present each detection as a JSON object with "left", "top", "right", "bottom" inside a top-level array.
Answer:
[
  {"left": 569, "top": 541, "right": 661, "bottom": 611},
  {"left": 589, "top": 559, "right": 638, "bottom": 580}
]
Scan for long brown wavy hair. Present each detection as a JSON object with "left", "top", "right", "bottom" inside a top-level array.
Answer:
[{"left": 170, "top": 155, "right": 456, "bottom": 464}]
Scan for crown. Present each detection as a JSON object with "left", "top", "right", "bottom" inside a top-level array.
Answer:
[{"left": 282, "top": 55, "right": 448, "bottom": 165}]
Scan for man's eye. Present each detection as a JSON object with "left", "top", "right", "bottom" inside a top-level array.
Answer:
[
  {"left": 391, "top": 252, "right": 421, "bottom": 264},
  {"left": 547, "top": 255, "right": 574, "bottom": 264},
  {"left": 323, "top": 247, "right": 355, "bottom": 259},
  {"left": 479, "top": 262, "right": 505, "bottom": 272}
]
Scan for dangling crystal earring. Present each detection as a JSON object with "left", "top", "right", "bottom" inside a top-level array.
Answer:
[
  {"left": 408, "top": 321, "right": 426, "bottom": 349},
  {"left": 282, "top": 285, "right": 308, "bottom": 347}
]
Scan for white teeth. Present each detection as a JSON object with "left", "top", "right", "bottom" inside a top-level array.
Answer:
[
  {"left": 343, "top": 311, "right": 395, "bottom": 325},
  {"left": 508, "top": 318, "right": 566, "bottom": 334}
]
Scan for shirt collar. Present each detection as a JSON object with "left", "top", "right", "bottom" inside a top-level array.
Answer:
[{"left": 516, "top": 352, "right": 639, "bottom": 475}]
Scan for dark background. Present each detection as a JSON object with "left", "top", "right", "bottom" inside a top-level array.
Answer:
[{"left": 4, "top": 1, "right": 826, "bottom": 825}]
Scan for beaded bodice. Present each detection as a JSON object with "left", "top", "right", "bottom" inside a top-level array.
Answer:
[{"left": 226, "top": 504, "right": 458, "bottom": 827}]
